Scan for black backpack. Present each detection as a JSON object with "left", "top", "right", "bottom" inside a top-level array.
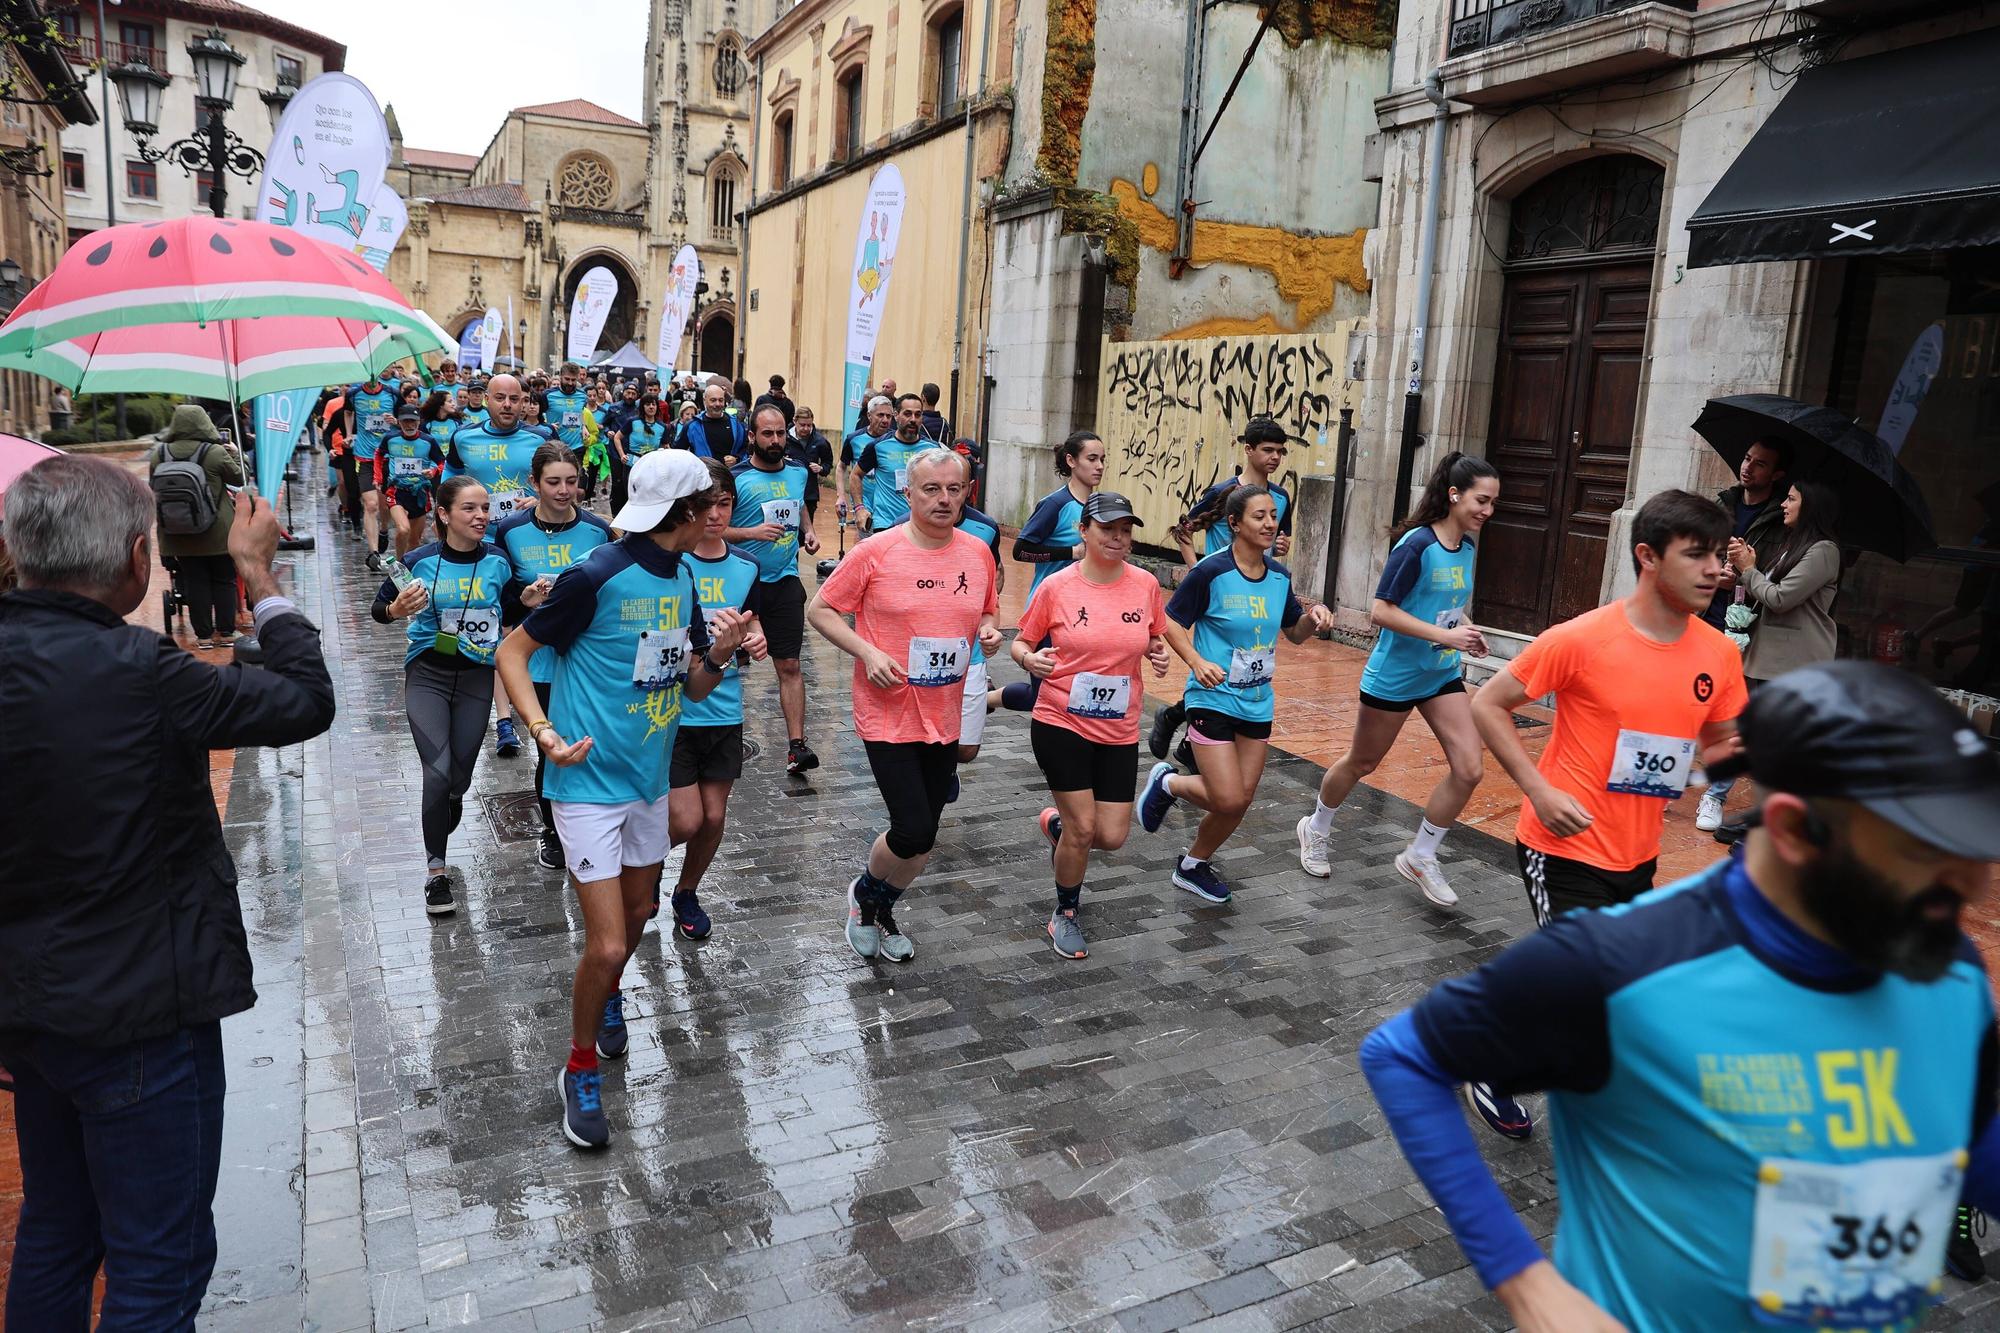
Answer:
[{"left": 151, "top": 442, "right": 219, "bottom": 536}]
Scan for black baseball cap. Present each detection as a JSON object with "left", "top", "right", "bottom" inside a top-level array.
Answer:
[
  {"left": 1719, "top": 660, "right": 2000, "bottom": 859},
  {"left": 1083, "top": 491, "right": 1144, "bottom": 525},
  {"left": 1241, "top": 416, "right": 1292, "bottom": 445},
  {"left": 394, "top": 405, "right": 420, "bottom": 422}
]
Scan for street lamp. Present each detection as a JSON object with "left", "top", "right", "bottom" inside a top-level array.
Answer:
[
  {"left": 0, "top": 258, "right": 24, "bottom": 319},
  {"left": 112, "top": 29, "right": 265, "bottom": 219}
]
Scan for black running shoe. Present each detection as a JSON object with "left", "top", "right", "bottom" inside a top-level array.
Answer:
[
  {"left": 1148, "top": 698, "right": 1185, "bottom": 761},
  {"left": 423, "top": 873, "right": 455, "bottom": 917},
  {"left": 1173, "top": 736, "right": 1195, "bottom": 772},
  {"left": 536, "top": 828, "right": 563, "bottom": 870},
  {"left": 365, "top": 551, "right": 386, "bottom": 574},
  {"left": 1949, "top": 1205, "right": 1988, "bottom": 1282},
  {"left": 671, "top": 889, "right": 712, "bottom": 941},
  {"left": 787, "top": 738, "right": 820, "bottom": 776}
]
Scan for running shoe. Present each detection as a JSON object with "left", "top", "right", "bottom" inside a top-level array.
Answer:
[
  {"left": 876, "top": 902, "right": 915, "bottom": 963},
  {"left": 423, "top": 873, "right": 455, "bottom": 917},
  {"left": 596, "top": 991, "right": 628, "bottom": 1060},
  {"left": 946, "top": 773, "right": 960, "bottom": 804},
  {"left": 365, "top": 551, "right": 386, "bottom": 574},
  {"left": 1173, "top": 859, "right": 1231, "bottom": 904},
  {"left": 1694, "top": 789, "right": 1725, "bottom": 832},
  {"left": 1139, "top": 762, "right": 1178, "bottom": 833},
  {"left": 1396, "top": 849, "right": 1459, "bottom": 908},
  {"left": 1464, "top": 1081, "right": 1533, "bottom": 1140},
  {"left": 1173, "top": 737, "right": 1195, "bottom": 772},
  {"left": 495, "top": 717, "right": 522, "bottom": 758},
  {"left": 845, "top": 877, "right": 880, "bottom": 959},
  {"left": 1296, "top": 815, "right": 1332, "bottom": 878},
  {"left": 1147, "top": 698, "right": 1185, "bottom": 761},
  {"left": 557, "top": 1066, "right": 609, "bottom": 1148},
  {"left": 1948, "top": 1205, "right": 1988, "bottom": 1282},
  {"left": 537, "top": 828, "right": 563, "bottom": 870},
  {"left": 1038, "top": 807, "right": 1063, "bottom": 859},
  {"left": 670, "top": 889, "right": 712, "bottom": 942},
  {"left": 787, "top": 739, "right": 820, "bottom": 777},
  {"left": 1047, "top": 909, "right": 1087, "bottom": 959}
]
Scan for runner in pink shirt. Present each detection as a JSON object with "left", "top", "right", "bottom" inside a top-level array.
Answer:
[
  {"left": 1012, "top": 492, "right": 1172, "bottom": 958},
  {"left": 808, "top": 447, "right": 1000, "bottom": 963}
]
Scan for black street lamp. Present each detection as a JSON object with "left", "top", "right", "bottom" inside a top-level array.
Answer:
[{"left": 111, "top": 29, "right": 265, "bottom": 220}]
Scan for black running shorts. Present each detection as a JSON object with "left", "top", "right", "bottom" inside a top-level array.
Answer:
[
  {"left": 1515, "top": 842, "right": 1656, "bottom": 928},
  {"left": 670, "top": 723, "right": 745, "bottom": 788},
  {"left": 761, "top": 574, "right": 807, "bottom": 660},
  {"left": 1030, "top": 720, "right": 1139, "bottom": 803}
]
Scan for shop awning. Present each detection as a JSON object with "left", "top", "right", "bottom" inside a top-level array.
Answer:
[{"left": 1686, "top": 29, "right": 2000, "bottom": 268}]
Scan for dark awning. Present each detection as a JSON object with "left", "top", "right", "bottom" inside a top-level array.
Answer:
[{"left": 1686, "top": 29, "right": 2000, "bottom": 268}]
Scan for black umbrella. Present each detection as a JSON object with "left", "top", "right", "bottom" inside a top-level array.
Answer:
[{"left": 1691, "top": 393, "right": 1936, "bottom": 561}]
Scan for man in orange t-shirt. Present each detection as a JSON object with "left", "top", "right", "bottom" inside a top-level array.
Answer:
[
  {"left": 1465, "top": 489, "right": 1747, "bottom": 1139},
  {"left": 808, "top": 446, "right": 1000, "bottom": 964}
]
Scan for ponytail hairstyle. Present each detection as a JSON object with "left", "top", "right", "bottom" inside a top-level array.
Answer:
[
  {"left": 1224, "top": 482, "right": 1273, "bottom": 534},
  {"left": 431, "top": 475, "right": 486, "bottom": 540},
  {"left": 1764, "top": 480, "right": 1841, "bottom": 584},
  {"left": 1393, "top": 450, "right": 1499, "bottom": 540},
  {"left": 1054, "top": 429, "right": 1101, "bottom": 478}
]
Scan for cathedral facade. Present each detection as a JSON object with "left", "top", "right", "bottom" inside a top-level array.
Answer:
[{"left": 384, "top": 0, "right": 781, "bottom": 374}]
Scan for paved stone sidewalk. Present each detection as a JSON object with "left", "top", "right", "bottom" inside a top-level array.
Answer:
[{"left": 194, "top": 484, "right": 2000, "bottom": 1331}]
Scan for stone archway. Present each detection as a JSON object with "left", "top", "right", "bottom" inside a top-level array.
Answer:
[{"left": 698, "top": 312, "right": 735, "bottom": 377}]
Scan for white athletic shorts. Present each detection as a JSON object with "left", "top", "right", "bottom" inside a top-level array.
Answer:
[
  {"left": 552, "top": 796, "right": 672, "bottom": 881},
  {"left": 959, "top": 659, "right": 990, "bottom": 747}
]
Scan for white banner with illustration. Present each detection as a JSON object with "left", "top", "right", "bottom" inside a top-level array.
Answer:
[
  {"left": 840, "top": 164, "right": 906, "bottom": 440},
  {"left": 477, "top": 307, "right": 503, "bottom": 370},
  {"left": 566, "top": 266, "right": 619, "bottom": 364},
  {"left": 357, "top": 184, "right": 406, "bottom": 272},
  {"left": 654, "top": 246, "right": 700, "bottom": 377}
]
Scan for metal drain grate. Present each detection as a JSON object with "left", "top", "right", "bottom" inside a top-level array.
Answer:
[{"left": 481, "top": 790, "right": 544, "bottom": 844}]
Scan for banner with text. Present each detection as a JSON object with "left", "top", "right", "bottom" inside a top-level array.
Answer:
[
  {"left": 840, "top": 164, "right": 907, "bottom": 441},
  {"left": 477, "top": 307, "right": 503, "bottom": 371},
  {"left": 566, "top": 266, "right": 619, "bottom": 365},
  {"left": 654, "top": 245, "right": 700, "bottom": 377}
]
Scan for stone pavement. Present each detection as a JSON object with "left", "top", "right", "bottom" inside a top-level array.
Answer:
[{"left": 163, "top": 477, "right": 2000, "bottom": 1332}]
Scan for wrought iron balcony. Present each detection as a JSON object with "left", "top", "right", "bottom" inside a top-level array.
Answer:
[
  {"left": 1448, "top": 0, "right": 1695, "bottom": 58},
  {"left": 62, "top": 35, "right": 170, "bottom": 72}
]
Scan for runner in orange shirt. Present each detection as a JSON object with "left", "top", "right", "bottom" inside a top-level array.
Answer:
[
  {"left": 1466, "top": 488, "right": 1748, "bottom": 1139},
  {"left": 808, "top": 447, "right": 1001, "bottom": 963}
]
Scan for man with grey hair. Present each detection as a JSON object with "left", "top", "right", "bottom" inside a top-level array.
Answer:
[
  {"left": 0, "top": 455, "right": 334, "bottom": 1328},
  {"left": 843, "top": 394, "right": 897, "bottom": 535}
]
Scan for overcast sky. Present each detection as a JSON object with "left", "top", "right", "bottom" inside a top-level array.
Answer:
[{"left": 250, "top": 0, "right": 649, "bottom": 156}]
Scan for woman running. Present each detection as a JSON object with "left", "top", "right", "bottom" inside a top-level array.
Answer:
[
  {"left": 999, "top": 430, "right": 1106, "bottom": 711},
  {"left": 371, "top": 475, "right": 517, "bottom": 917},
  {"left": 1139, "top": 485, "right": 1332, "bottom": 904},
  {"left": 490, "top": 443, "right": 614, "bottom": 870},
  {"left": 1012, "top": 492, "right": 1170, "bottom": 958},
  {"left": 1295, "top": 452, "right": 1499, "bottom": 906}
]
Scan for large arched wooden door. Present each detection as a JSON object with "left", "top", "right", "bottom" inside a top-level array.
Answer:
[{"left": 1479, "top": 157, "right": 1662, "bottom": 633}]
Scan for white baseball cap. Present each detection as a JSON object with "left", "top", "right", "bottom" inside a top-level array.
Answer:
[{"left": 612, "top": 450, "right": 714, "bottom": 532}]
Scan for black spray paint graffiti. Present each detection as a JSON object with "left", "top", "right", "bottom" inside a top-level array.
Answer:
[{"left": 1100, "top": 334, "right": 1344, "bottom": 520}]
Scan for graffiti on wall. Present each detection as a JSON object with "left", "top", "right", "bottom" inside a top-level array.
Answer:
[{"left": 1094, "top": 323, "right": 1361, "bottom": 534}]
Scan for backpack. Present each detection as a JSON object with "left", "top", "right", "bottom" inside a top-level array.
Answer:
[{"left": 151, "top": 442, "right": 219, "bottom": 535}]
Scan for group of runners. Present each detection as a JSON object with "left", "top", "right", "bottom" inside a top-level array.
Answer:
[{"left": 338, "top": 366, "right": 2000, "bottom": 1328}]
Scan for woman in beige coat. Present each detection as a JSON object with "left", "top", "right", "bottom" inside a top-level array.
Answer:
[
  {"left": 150, "top": 404, "right": 246, "bottom": 648},
  {"left": 1728, "top": 480, "right": 1842, "bottom": 683}
]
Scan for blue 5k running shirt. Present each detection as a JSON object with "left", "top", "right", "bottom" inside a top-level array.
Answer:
[
  {"left": 522, "top": 537, "right": 713, "bottom": 805},
  {"left": 442, "top": 421, "right": 549, "bottom": 511},
  {"left": 1360, "top": 524, "right": 1478, "bottom": 704},
  {"left": 729, "top": 460, "right": 812, "bottom": 582},
  {"left": 678, "top": 547, "right": 763, "bottom": 727},
  {"left": 489, "top": 507, "right": 614, "bottom": 683},
  {"left": 1166, "top": 550, "right": 1302, "bottom": 723},
  {"left": 957, "top": 503, "right": 1002, "bottom": 666},
  {"left": 856, "top": 436, "right": 932, "bottom": 528},
  {"left": 347, "top": 383, "right": 399, "bottom": 461},
  {"left": 1191, "top": 477, "right": 1292, "bottom": 556},
  {"left": 1019, "top": 486, "right": 1086, "bottom": 596},
  {"left": 544, "top": 387, "right": 589, "bottom": 450},
  {"left": 373, "top": 540, "right": 515, "bottom": 668}
]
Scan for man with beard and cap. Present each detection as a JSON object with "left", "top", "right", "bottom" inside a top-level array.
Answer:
[{"left": 1362, "top": 659, "right": 2000, "bottom": 1333}]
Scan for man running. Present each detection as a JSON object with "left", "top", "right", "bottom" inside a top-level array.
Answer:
[
  {"left": 545, "top": 362, "right": 591, "bottom": 463},
  {"left": 459, "top": 377, "right": 489, "bottom": 427},
  {"left": 1172, "top": 416, "right": 1295, "bottom": 564},
  {"left": 842, "top": 395, "right": 896, "bottom": 534},
  {"left": 344, "top": 373, "right": 399, "bottom": 565},
  {"left": 1366, "top": 660, "right": 2000, "bottom": 1333},
  {"left": 854, "top": 393, "right": 933, "bottom": 533},
  {"left": 497, "top": 451, "right": 749, "bottom": 1149},
  {"left": 1466, "top": 488, "right": 1749, "bottom": 1140},
  {"left": 726, "top": 405, "right": 822, "bottom": 776},
  {"left": 376, "top": 405, "right": 443, "bottom": 560},
  {"left": 807, "top": 447, "right": 1000, "bottom": 962}
]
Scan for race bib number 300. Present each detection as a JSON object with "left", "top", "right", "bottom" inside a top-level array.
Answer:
[
  {"left": 435, "top": 605, "right": 499, "bottom": 655},
  {"left": 908, "top": 636, "right": 969, "bottom": 688},
  {"left": 1605, "top": 728, "right": 1695, "bottom": 798}
]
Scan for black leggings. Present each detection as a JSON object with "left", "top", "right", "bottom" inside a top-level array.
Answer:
[
  {"left": 175, "top": 553, "right": 239, "bottom": 640},
  {"left": 534, "top": 681, "right": 555, "bottom": 832},
  {"left": 863, "top": 740, "right": 956, "bottom": 859},
  {"left": 405, "top": 655, "right": 494, "bottom": 866}
]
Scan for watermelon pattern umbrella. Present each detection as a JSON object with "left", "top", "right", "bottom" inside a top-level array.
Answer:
[{"left": 28, "top": 315, "right": 445, "bottom": 401}]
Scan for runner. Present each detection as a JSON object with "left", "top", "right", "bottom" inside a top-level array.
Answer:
[
  {"left": 808, "top": 447, "right": 1000, "bottom": 962},
  {"left": 1172, "top": 416, "right": 1296, "bottom": 564},
  {"left": 951, "top": 458, "right": 1004, "bottom": 786},
  {"left": 490, "top": 443, "right": 614, "bottom": 870},
  {"left": 787, "top": 405, "right": 834, "bottom": 524},
  {"left": 375, "top": 404, "right": 444, "bottom": 561},
  {"left": 497, "top": 450, "right": 750, "bottom": 1149},
  {"left": 1364, "top": 660, "right": 2000, "bottom": 1333},
  {"left": 841, "top": 395, "right": 896, "bottom": 535},
  {"left": 996, "top": 430, "right": 1106, "bottom": 713},
  {"left": 459, "top": 378, "right": 489, "bottom": 427},
  {"left": 1139, "top": 485, "right": 1333, "bottom": 904},
  {"left": 1297, "top": 452, "right": 1500, "bottom": 905},
  {"left": 612, "top": 396, "right": 668, "bottom": 515},
  {"left": 725, "top": 405, "right": 822, "bottom": 776},
  {"left": 370, "top": 476, "right": 515, "bottom": 917},
  {"left": 1012, "top": 492, "right": 1170, "bottom": 957},
  {"left": 667, "top": 459, "right": 768, "bottom": 939},
  {"left": 344, "top": 373, "right": 399, "bottom": 561},
  {"left": 1465, "top": 488, "right": 1748, "bottom": 1140},
  {"left": 852, "top": 393, "right": 933, "bottom": 531}
]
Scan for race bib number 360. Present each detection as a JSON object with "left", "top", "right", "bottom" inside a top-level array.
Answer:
[{"left": 1605, "top": 728, "right": 1695, "bottom": 798}]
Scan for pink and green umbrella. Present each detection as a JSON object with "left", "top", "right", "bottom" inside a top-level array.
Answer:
[{"left": 29, "top": 315, "right": 442, "bottom": 401}]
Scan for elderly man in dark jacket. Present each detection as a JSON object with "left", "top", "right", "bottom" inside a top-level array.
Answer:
[{"left": 0, "top": 455, "right": 335, "bottom": 1330}]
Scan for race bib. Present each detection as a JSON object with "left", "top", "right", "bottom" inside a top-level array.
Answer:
[
  {"left": 1748, "top": 1149, "right": 1962, "bottom": 1328},
  {"left": 366, "top": 413, "right": 392, "bottom": 436},
  {"left": 560, "top": 411, "right": 582, "bottom": 430},
  {"left": 633, "top": 627, "right": 692, "bottom": 691},
  {"left": 1606, "top": 728, "right": 1695, "bottom": 798},
  {"left": 893, "top": 466, "right": 909, "bottom": 493},
  {"left": 1068, "top": 671, "right": 1132, "bottom": 720},
  {"left": 390, "top": 456, "right": 423, "bottom": 480},
  {"left": 1434, "top": 605, "right": 1467, "bottom": 654},
  {"left": 760, "top": 498, "right": 801, "bottom": 532},
  {"left": 1227, "top": 644, "right": 1276, "bottom": 689},
  {"left": 435, "top": 605, "right": 500, "bottom": 654},
  {"left": 908, "top": 636, "right": 969, "bottom": 687}
]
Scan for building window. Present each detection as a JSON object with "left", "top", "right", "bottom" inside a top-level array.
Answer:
[
  {"left": 274, "top": 52, "right": 303, "bottom": 88},
  {"left": 196, "top": 168, "right": 215, "bottom": 202},
  {"left": 116, "top": 21, "right": 159, "bottom": 67},
  {"left": 710, "top": 168, "right": 737, "bottom": 239},
  {"left": 557, "top": 153, "right": 616, "bottom": 208},
  {"left": 772, "top": 111, "right": 794, "bottom": 189},
  {"left": 125, "top": 159, "right": 156, "bottom": 199},
  {"left": 837, "top": 71, "right": 864, "bottom": 161},
  {"left": 54, "top": 9, "right": 79, "bottom": 42},
  {"left": 62, "top": 151, "right": 85, "bottom": 192},
  {"left": 713, "top": 36, "right": 745, "bottom": 97},
  {"left": 934, "top": 10, "right": 964, "bottom": 115}
]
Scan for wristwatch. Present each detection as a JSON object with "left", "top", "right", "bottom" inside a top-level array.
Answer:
[{"left": 699, "top": 652, "right": 726, "bottom": 675}]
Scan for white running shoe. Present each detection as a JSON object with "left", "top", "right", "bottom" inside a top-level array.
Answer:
[
  {"left": 1296, "top": 815, "right": 1331, "bottom": 878},
  {"left": 1695, "top": 789, "right": 1725, "bottom": 832},
  {"left": 1396, "top": 849, "right": 1459, "bottom": 908}
]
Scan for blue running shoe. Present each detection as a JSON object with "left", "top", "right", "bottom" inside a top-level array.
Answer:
[
  {"left": 946, "top": 773, "right": 961, "bottom": 804},
  {"left": 671, "top": 890, "right": 712, "bottom": 941},
  {"left": 558, "top": 1066, "right": 610, "bottom": 1148},
  {"left": 596, "top": 991, "right": 628, "bottom": 1060},
  {"left": 495, "top": 716, "right": 521, "bottom": 758},
  {"left": 1464, "top": 1081, "right": 1533, "bottom": 1140},
  {"left": 1172, "top": 859, "right": 1231, "bottom": 904},
  {"left": 1139, "top": 762, "right": 1177, "bottom": 833}
]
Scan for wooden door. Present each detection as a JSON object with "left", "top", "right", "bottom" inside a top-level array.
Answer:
[{"left": 1479, "top": 262, "right": 1650, "bottom": 632}]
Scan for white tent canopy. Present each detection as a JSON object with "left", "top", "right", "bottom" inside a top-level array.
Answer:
[{"left": 590, "top": 341, "right": 655, "bottom": 371}]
